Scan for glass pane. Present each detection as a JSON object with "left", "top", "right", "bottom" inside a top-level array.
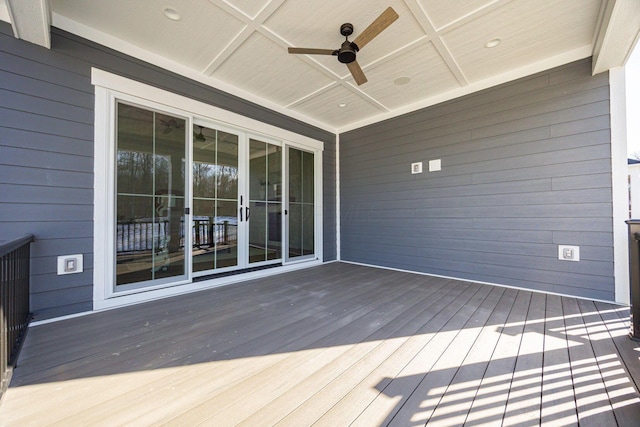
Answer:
[
  {"left": 116, "top": 103, "right": 186, "bottom": 287},
  {"left": 192, "top": 198, "right": 215, "bottom": 272},
  {"left": 267, "top": 202, "right": 282, "bottom": 260},
  {"left": 288, "top": 147, "right": 314, "bottom": 259},
  {"left": 302, "top": 204, "right": 314, "bottom": 255},
  {"left": 116, "top": 195, "right": 154, "bottom": 285},
  {"left": 249, "top": 201, "right": 267, "bottom": 263},
  {"left": 216, "top": 200, "right": 238, "bottom": 268},
  {"left": 302, "top": 150, "right": 314, "bottom": 204},
  {"left": 288, "top": 203, "right": 302, "bottom": 258},
  {"left": 116, "top": 105, "right": 153, "bottom": 195},
  {"left": 154, "top": 113, "right": 186, "bottom": 194},
  {"left": 249, "top": 139, "right": 282, "bottom": 264},
  {"left": 289, "top": 149, "right": 302, "bottom": 203},
  {"left": 268, "top": 145, "right": 282, "bottom": 202},
  {"left": 249, "top": 139, "right": 266, "bottom": 200},
  {"left": 192, "top": 125, "right": 239, "bottom": 273},
  {"left": 153, "top": 194, "right": 185, "bottom": 280},
  {"left": 217, "top": 131, "right": 239, "bottom": 200}
]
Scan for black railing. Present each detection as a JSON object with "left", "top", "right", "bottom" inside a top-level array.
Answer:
[
  {"left": 0, "top": 234, "right": 33, "bottom": 400},
  {"left": 193, "top": 219, "right": 236, "bottom": 248},
  {"left": 117, "top": 219, "right": 237, "bottom": 253},
  {"left": 627, "top": 220, "right": 640, "bottom": 340}
]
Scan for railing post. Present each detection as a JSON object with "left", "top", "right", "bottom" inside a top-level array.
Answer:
[{"left": 627, "top": 220, "right": 640, "bottom": 340}]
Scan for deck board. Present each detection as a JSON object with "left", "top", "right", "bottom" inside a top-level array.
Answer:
[
  {"left": 2, "top": 263, "right": 640, "bottom": 426},
  {"left": 540, "top": 294, "right": 578, "bottom": 427},
  {"left": 427, "top": 288, "right": 519, "bottom": 427}
]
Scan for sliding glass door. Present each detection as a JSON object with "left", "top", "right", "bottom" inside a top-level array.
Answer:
[
  {"left": 248, "top": 139, "right": 283, "bottom": 265},
  {"left": 113, "top": 103, "right": 315, "bottom": 291},
  {"left": 287, "top": 147, "right": 315, "bottom": 261},
  {"left": 115, "top": 102, "right": 188, "bottom": 289},
  {"left": 192, "top": 125, "right": 239, "bottom": 275}
]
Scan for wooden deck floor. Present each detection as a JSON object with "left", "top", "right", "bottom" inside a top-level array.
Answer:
[{"left": 2, "top": 263, "right": 640, "bottom": 426}]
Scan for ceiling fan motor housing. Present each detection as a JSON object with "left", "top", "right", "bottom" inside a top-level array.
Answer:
[{"left": 338, "top": 40, "right": 358, "bottom": 63}]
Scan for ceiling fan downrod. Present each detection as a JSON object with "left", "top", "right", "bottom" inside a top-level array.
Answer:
[{"left": 337, "top": 23, "right": 359, "bottom": 64}]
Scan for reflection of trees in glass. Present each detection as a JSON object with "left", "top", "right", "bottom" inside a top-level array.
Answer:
[
  {"left": 193, "top": 162, "right": 238, "bottom": 200},
  {"left": 193, "top": 162, "right": 215, "bottom": 198},
  {"left": 117, "top": 151, "right": 170, "bottom": 195}
]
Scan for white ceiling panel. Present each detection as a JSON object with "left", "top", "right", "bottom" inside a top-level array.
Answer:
[
  {"left": 441, "top": 0, "right": 602, "bottom": 82},
  {"left": 52, "top": 0, "right": 245, "bottom": 71},
  {"left": 417, "top": 0, "right": 503, "bottom": 31},
  {"left": 213, "top": 32, "right": 335, "bottom": 105},
  {"left": 293, "top": 85, "right": 383, "bottom": 128},
  {"left": 359, "top": 41, "right": 460, "bottom": 110},
  {"left": 30, "top": 0, "right": 636, "bottom": 131}
]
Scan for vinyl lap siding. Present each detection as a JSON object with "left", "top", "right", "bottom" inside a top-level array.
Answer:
[
  {"left": 0, "top": 22, "right": 335, "bottom": 319},
  {"left": 339, "top": 58, "right": 614, "bottom": 301},
  {"left": 0, "top": 26, "right": 95, "bottom": 317}
]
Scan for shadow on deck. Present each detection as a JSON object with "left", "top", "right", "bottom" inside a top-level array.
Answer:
[{"left": 1, "top": 262, "right": 639, "bottom": 425}]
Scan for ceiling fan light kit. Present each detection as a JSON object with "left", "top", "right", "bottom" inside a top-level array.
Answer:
[{"left": 288, "top": 7, "right": 399, "bottom": 85}]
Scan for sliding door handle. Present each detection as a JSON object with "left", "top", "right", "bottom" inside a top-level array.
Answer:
[
  {"left": 246, "top": 207, "right": 250, "bottom": 221},
  {"left": 239, "top": 207, "right": 243, "bottom": 222}
]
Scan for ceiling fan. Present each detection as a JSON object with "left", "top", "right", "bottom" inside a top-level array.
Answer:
[{"left": 287, "top": 7, "right": 399, "bottom": 85}]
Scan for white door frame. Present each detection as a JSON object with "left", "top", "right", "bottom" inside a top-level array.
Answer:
[{"left": 92, "top": 68, "right": 324, "bottom": 311}]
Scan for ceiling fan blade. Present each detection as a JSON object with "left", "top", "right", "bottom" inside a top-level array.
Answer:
[
  {"left": 353, "top": 7, "right": 399, "bottom": 50},
  {"left": 347, "top": 60, "right": 368, "bottom": 86},
  {"left": 288, "top": 47, "right": 336, "bottom": 55}
]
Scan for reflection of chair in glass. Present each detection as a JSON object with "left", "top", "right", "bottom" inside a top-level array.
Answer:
[
  {"left": 153, "top": 232, "right": 170, "bottom": 272},
  {"left": 153, "top": 198, "right": 171, "bottom": 272}
]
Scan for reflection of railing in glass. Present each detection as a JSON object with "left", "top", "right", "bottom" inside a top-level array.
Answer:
[
  {"left": 116, "top": 218, "right": 237, "bottom": 253},
  {"left": 193, "top": 218, "right": 237, "bottom": 248}
]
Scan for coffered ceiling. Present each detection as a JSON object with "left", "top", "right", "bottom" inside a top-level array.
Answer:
[{"left": 2, "top": 0, "right": 639, "bottom": 132}]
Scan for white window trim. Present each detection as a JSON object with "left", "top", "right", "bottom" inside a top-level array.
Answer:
[{"left": 92, "top": 68, "right": 324, "bottom": 311}]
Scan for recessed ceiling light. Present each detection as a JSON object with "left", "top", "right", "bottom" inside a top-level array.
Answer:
[
  {"left": 163, "top": 7, "right": 181, "bottom": 21},
  {"left": 485, "top": 38, "right": 501, "bottom": 48},
  {"left": 394, "top": 76, "right": 411, "bottom": 86},
  {"left": 338, "top": 102, "right": 348, "bottom": 108}
]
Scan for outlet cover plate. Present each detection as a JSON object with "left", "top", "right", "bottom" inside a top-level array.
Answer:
[
  {"left": 558, "top": 245, "right": 579, "bottom": 262},
  {"left": 57, "top": 254, "right": 84, "bottom": 275}
]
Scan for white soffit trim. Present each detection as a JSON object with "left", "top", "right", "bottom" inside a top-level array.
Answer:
[
  {"left": 5, "top": 0, "right": 50, "bottom": 48},
  {"left": 592, "top": 0, "right": 640, "bottom": 75},
  {"left": 54, "top": 13, "right": 336, "bottom": 134}
]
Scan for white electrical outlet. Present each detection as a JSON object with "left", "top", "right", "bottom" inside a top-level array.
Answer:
[
  {"left": 411, "top": 162, "right": 423, "bottom": 174},
  {"left": 558, "top": 245, "right": 579, "bottom": 262},
  {"left": 57, "top": 254, "right": 84, "bottom": 275}
]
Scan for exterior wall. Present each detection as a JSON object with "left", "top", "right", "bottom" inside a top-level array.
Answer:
[
  {"left": 339, "top": 58, "right": 615, "bottom": 301},
  {"left": 0, "top": 22, "right": 336, "bottom": 319}
]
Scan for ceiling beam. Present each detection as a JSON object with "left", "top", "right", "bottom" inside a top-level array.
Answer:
[
  {"left": 5, "top": 0, "right": 51, "bottom": 48},
  {"left": 592, "top": 0, "right": 640, "bottom": 75}
]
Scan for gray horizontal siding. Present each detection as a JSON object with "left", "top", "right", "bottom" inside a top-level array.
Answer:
[
  {"left": 0, "top": 22, "right": 335, "bottom": 319},
  {"left": 339, "top": 58, "right": 614, "bottom": 301}
]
